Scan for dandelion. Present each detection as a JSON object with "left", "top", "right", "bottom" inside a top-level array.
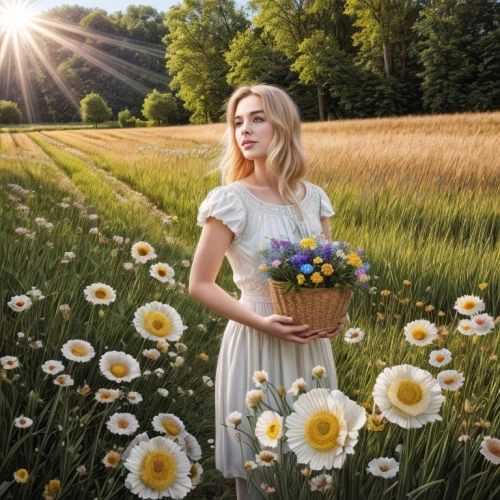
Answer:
[
  {"left": 99, "top": 351, "right": 141, "bottom": 383},
  {"left": 157, "top": 388, "right": 169, "bottom": 397},
  {"left": 226, "top": 411, "right": 242, "bottom": 428},
  {"left": 404, "top": 319, "right": 438, "bottom": 346},
  {"left": 54, "top": 374, "right": 74, "bottom": 387},
  {"left": 437, "top": 370, "right": 465, "bottom": 391},
  {"left": 7, "top": 295, "right": 32, "bottom": 312},
  {"left": 95, "top": 389, "right": 121, "bottom": 403},
  {"left": 245, "top": 389, "right": 263, "bottom": 407},
  {"left": 1, "top": 356, "right": 19, "bottom": 370},
  {"left": 152, "top": 413, "right": 186, "bottom": 438},
  {"left": 256, "top": 450, "right": 278, "bottom": 467},
  {"left": 150, "top": 263, "right": 175, "bottom": 284},
  {"left": 106, "top": 413, "right": 139, "bottom": 436},
  {"left": 470, "top": 313, "right": 495, "bottom": 335},
  {"left": 429, "top": 349, "right": 452, "bottom": 367},
  {"left": 102, "top": 451, "right": 121, "bottom": 468},
  {"left": 309, "top": 474, "right": 333, "bottom": 492},
  {"left": 61, "top": 340, "right": 95, "bottom": 363},
  {"left": 255, "top": 411, "right": 283, "bottom": 447},
  {"left": 15, "top": 416, "right": 33, "bottom": 428},
  {"left": 13, "top": 468, "right": 29, "bottom": 483},
  {"left": 312, "top": 365, "right": 326, "bottom": 379},
  {"left": 454, "top": 295, "right": 485, "bottom": 316},
  {"left": 252, "top": 370, "right": 268, "bottom": 388},
  {"left": 131, "top": 241, "right": 157, "bottom": 264},
  {"left": 480, "top": 436, "right": 500, "bottom": 465},
  {"left": 344, "top": 328, "right": 365, "bottom": 343},
  {"left": 372, "top": 364, "right": 444, "bottom": 429},
  {"left": 143, "top": 349, "right": 161, "bottom": 360},
  {"left": 133, "top": 302, "right": 187, "bottom": 342},
  {"left": 41, "top": 360, "right": 65, "bottom": 375},
  {"left": 285, "top": 388, "right": 366, "bottom": 469},
  {"left": 124, "top": 436, "right": 192, "bottom": 499},
  {"left": 83, "top": 283, "right": 116, "bottom": 306},
  {"left": 288, "top": 378, "right": 307, "bottom": 396},
  {"left": 367, "top": 457, "right": 399, "bottom": 478}
]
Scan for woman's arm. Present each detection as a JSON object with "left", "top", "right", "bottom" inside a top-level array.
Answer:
[{"left": 189, "top": 217, "right": 327, "bottom": 344}]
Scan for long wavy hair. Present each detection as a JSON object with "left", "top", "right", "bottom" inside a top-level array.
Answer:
[{"left": 218, "top": 84, "right": 308, "bottom": 221}]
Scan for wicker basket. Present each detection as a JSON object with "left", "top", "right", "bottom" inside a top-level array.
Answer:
[{"left": 268, "top": 279, "right": 352, "bottom": 330}]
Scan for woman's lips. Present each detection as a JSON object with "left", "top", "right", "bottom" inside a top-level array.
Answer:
[{"left": 243, "top": 142, "right": 256, "bottom": 149}]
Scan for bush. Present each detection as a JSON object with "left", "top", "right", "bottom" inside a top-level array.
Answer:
[
  {"left": 135, "top": 118, "right": 149, "bottom": 127},
  {"left": 117, "top": 108, "right": 136, "bottom": 128},
  {"left": 80, "top": 93, "right": 112, "bottom": 128},
  {"left": 141, "top": 89, "right": 178, "bottom": 126},
  {"left": 0, "top": 100, "right": 23, "bottom": 124}
]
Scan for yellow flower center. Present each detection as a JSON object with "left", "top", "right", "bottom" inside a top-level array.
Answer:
[
  {"left": 462, "top": 300, "right": 476, "bottom": 310},
  {"left": 397, "top": 381, "right": 422, "bottom": 405},
  {"left": 140, "top": 451, "right": 177, "bottom": 491},
  {"left": 71, "top": 345, "right": 88, "bottom": 357},
  {"left": 95, "top": 289, "right": 107, "bottom": 299},
  {"left": 474, "top": 318, "right": 485, "bottom": 325},
  {"left": 411, "top": 328, "right": 427, "bottom": 341},
  {"left": 379, "top": 464, "right": 389, "bottom": 472},
  {"left": 259, "top": 452, "right": 275, "bottom": 463},
  {"left": 49, "top": 365, "right": 55, "bottom": 371},
  {"left": 443, "top": 378, "right": 455, "bottom": 385},
  {"left": 191, "top": 463, "right": 199, "bottom": 478},
  {"left": 57, "top": 376, "right": 66, "bottom": 384},
  {"left": 158, "top": 268, "right": 167, "bottom": 277},
  {"left": 435, "top": 355, "right": 445, "bottom": 362},
  {"left": 101, "top": 392, "right": 111, "bottom": 400},
  {"left": 487, "top": 441, "right": 500, "bottom": 457},
  {"left": 16, "top": 301, "right": 24, "bottom": 307},
  {"left": 110, "top": 363, "right": 128, "bottom": 378},
  {"left": 19, "top": 419, "right": 26, "bottom": 425},
  {"left": 7, "top": 360, "right": 15, "bottom": 366},
  {"left": 117, "top": 419, "right": 129, "bottom": 429},
  {"left": 138, "top": 246, "right": 150, "bottom": 256},
  {"left": 14, "top": 469, "right": 28, "bottom": 482},
  {"left": 266, "top": 421, "right": 280, "bottom": 440},
  {"left": 387, "top": 379, "right": 431, "bottom": 417},
  {"left": 144, "top": 311, "right": 172, "bottom": 338},
  {"left": 162, "top": 421, "right": 181, "bottom": 436},
  {"left": 351, "top": 333, "right": 358, "bottom": 338},
  {"left": 304, "top": 412, "right": 340, "bottom": 451},
  {"left": 462, "top": 325, "right": 471, "bottom": 331},
  {"left": 107, "top": 454, "right": 119, "bottom": 466}
]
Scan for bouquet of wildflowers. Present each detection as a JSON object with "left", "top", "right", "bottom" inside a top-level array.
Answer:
[{"left": 258, "top": 236, "right": 371, "bottom": 293}]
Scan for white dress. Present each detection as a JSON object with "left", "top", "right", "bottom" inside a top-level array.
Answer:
[{"left": 196, "top": 180, "right": 338, "bottom": 480}]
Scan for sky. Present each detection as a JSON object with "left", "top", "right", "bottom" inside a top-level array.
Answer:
[{"left": 31, "top": 0, "right": 246, "bottom": 15}]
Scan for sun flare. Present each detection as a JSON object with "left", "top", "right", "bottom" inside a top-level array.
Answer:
[{"left": 0, "top": 0, "right": 34, "bottom": 31}]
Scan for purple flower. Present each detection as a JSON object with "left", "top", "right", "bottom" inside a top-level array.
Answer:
[
  {"left": 300, "top": 264, "right": 314, "bottom": 275},
  {"left": 355, "top": 269, "right": 366, "bottom": 277},
  {"left": 291, "top": 254, "right": 309, "bottom": 266},
  {"left": 270, "top": 238, "right": 281, "bottom": 249}
]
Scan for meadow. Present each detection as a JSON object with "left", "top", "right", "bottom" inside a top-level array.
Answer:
[{"left": 0, "top": 111, "right": 499, "bottom": 499}]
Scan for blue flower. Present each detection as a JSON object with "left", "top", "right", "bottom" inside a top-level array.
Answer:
[{"left": 300, "top": 264, "right": 314, "bottom": 275}]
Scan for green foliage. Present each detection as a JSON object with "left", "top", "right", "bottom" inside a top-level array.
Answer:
[
  {"left": 0, "top": 100, "right": 23, "bottom": 124},
  {"left": 80, "top": 93, "right": 112, "bottom": 127},
  {"left": 141, "top": 89, "right": 178, "bottom": 125},
  {"left": 117, "top": 108, "right": 136, "bottom": 128},
  {"left": 80, "top": 8, "right": 116, "bottom": 34}
]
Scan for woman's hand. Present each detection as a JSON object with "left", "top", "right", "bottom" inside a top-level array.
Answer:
[
  {"left": 299, "top": 316, "right": 347, "bottom": 340},
  {"left": 259, "top": 315, "right": 322, "bottom": 344}
]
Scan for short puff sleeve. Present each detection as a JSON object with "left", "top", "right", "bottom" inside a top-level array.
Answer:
[
  {"left": 196, "top": 186, "right": 247, "bottom": 244},
  {"left": 317, "top": 186, "right": 335, "bottom": 218}
]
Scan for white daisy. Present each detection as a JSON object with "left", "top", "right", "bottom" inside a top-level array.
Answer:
[
  {"left": 480, "top": 436, "right": 500, "bottom": 465},
  {"left": 428, "top": 349, "right": 452, "bottom": 368},
  {"left": 191, "top": 462, "right": 203, "bottom": 486},
  {"left": 245, "top": 389, "right": 263, "bottom": 407},
  {"left": 437, "top": 370, "right": 465, "bottom": 391},
  {"left": 457, "top": 319, "right": 475, "bottom": 336},
  {"left": 131, "top": 241, "right": 157, "bottom": 264},
  {"left": 1, "top": 356, "right": 19, "bottom": 370},
  {"left": 106, "top": 412, "right": 139, "bottom": 435},
  {"left": 7, "top": 295, "right": 32, "bottom": 312},
  {"left": 183, "top": 432, "right": 202, "bottom": 461},
  {"left": 26, "top": 287, "right": 45, "bottom": 300},
  {"left": 15, "top": 416, "right": 33, "bottom": 428},
  {"left": 470, "top": 313, "right": 495, "bottom": 335},
  {"left": 367, "top": 457, "right": 399, "bottom": 478},
  {"left": 256, "top": 450, "right": 278, "bottom": 467},
  {"left": 124, "top": 436, "right": 192, "bottom": 499},
  {"left": 61, "top": 339, "right": 95, "bottom": 363},
  {"left": 133, "top": 301, "right": 187, "bottom": 342},
  {"left": 53, "top": 374, "right": 74, "bottom": 387},
  {"left": 244, "top": 461, "right": 257, "bottom": 471},
  {"left": 41, "top": 360, "right": 65, "bottom": 375},
  {"left": 158, "top": 388, "right": 169, "bottom": 397},
  {"left": 312, "top": 366, "right": 326, "bottom": 379},
  {"left": 102, "top": 451, "right": 121, "bottom": 468},
  {"left": 252, "top": 370, "right": 269, "bottom": 388},
  {"left": 143, "top": 349, "right": 161, "bottom": 360},
  {"left": 309, "top": 473, "right": 333, "bottom": 492},
  {"left": 123, "top": 262, "right": 134, "bottom": 270},
  {"left": 287, "top": 378, "right": 307, "bottom": 396},
  {"left": 83, "top": 283, "right": 116, "bottom": 306},
  {"left": 99, "top": 351, "right": 141, "bottom": 383},
  {"left": 285, "top": 388, "right": 366, "bottom": 470},
  {"left": 344, "top": 328, "right": 365, "bottom": 343},
  {"left": 372, "top": 364, "right": 444, "bottom": 429},
  {"left": 95, "top": 389, "right": 122, "bottom": 403},
  {"left": 153, "top": 413, "right": 186, "bottom": 438},
  {"left": 454, "top": 295, "right": 485, "bottom": 316},
  {"left": 226, "top": 411, "right": 242, "bottom": 428},
  {"left": 255, "top": 411, "right": 283, "bottom": 448},
  {"left": 404, "top": 320, "right": 438, "bottom": 346},
  {"left": 150, "top": 263, "right": 175, "bottom": 284},
  {"left": 127, "top": 392, "right": 143, "bottom": 405}
]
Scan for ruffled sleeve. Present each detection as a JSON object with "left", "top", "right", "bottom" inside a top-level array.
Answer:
[
  {"left": 196, "top": 186, "right": 247, "bottom": 244},
  {"left": 317, "top": 186, "right": 335, "bottom": 218}
]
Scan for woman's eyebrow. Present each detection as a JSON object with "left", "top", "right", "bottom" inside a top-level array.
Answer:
[{"left": 234, "top": 110, "right": 265, "bottom": 120}]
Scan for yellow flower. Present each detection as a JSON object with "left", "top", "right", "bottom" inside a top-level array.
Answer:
[
  {"left": 425, "top": 305, "right": 435, "bottom": 312},
  {"left": 366, "top": 415, "right": 386, "bottom": 432},
  {"left": 321, "top": 263, "right": 333, "bottom": 276},
  {"left": 277, "top": 386, "right": 286, "bottom": 397},
  {"left": 14, "top": 469, "right": 29, "bottom": 483},
  {"left": 299, "top": 238, "right": 316, "bottom": 250},
  {"left": 313, "top": 256, "right": 323, "bottom": 264},
  {"left": 172, "top": 215, "right": 179, "bottom": 222},
  {"left": 198, "top": 353, "right": 209, "bottom": 361},
  {"left": 380, "top": 290, "right": 391, "bottom": 297},
  {"left": 310, "top": 272, "right": 323, "bottom": 284},
  {"left": 347, "top": 253, "right": 363, "bottom": 268},
  {"left": 43, "top": 480, "right": 61, "bottom": 500},
  {"left": 259, "top": 265, "right": 268, "bottom": 273},
  {"left": 361, "top": 402, "right": 372, "bottom": 410},
  {"left": 296, "top": 274, "right": 305, "bottom": 285},
  {"left": 376, "top": 312, "right": 384, "bottom": 320},
  {"left": 403, "top": 280, "right": 411, "bottom": 286},
  {"left": 416, "top": 301, "right": 424, "bottom": 307},
  {"left": 478, "top": 283, "right": 488, "bottom": 290},
  {"left": 438, "top": 311, "right": 446, "bottom": 317},
  {"left": 472, "top": 334, "right": 478, "bottom": 344}
]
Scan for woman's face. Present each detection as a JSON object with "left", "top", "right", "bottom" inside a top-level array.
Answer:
[{"left": 233, "top": 94, "right": 274, "bottom": 162}]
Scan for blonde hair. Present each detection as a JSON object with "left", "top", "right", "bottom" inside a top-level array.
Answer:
[{"left": 218, "top": 84, "right": 308, "bottom": 221}]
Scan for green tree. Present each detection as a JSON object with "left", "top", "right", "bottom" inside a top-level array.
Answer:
[
  {"left": 80, "top": 9, "right": 116, "bottom": 34},
  {"left": 164, "top": 0, "right": 249, "bottom": 124},
  {"left": 80, "top": 93, "right": 112, "bottom": 127},
  {"left": 117, "top": 108, "right": 137, "bottom": 127},
  {"left": 141, "top": 90, "right": 178, "bottom": 125},
  {"left": 0, "top": 100, "right": 23, "bottom": 124}
]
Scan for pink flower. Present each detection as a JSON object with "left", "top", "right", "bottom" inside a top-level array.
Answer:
[{"left": 272, "top": 259, "right": 281, "bottom": 267}]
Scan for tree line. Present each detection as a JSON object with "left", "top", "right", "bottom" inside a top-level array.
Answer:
[{"left": 1, "top": 0, "right": 499, "bottom": 124}]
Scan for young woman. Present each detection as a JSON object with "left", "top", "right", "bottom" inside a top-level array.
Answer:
[{"left": 189, "top": 84, "right": 346, "bottom": 499}]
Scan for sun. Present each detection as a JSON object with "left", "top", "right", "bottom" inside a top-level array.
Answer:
[{"left": 0, "top": 0, "right": 34, "bottom": 31}]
